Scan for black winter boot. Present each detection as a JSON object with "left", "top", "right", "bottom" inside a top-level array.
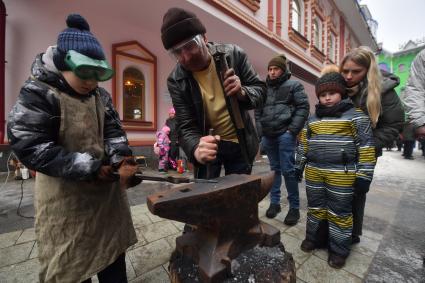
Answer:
[
  {"left": 300, "top": 239, "right": 316, "bottom": 252},
  {"left": 284, "top": 208, "right": 300, "bottom": 225},
  {"left": 266, "top": 203, "right": 281, "bottom": 218},
  {"left": 328, "top": 252, "right": 347, "bottom": 269}
]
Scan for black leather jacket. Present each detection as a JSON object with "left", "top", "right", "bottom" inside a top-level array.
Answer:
[
  {"left": 7, "top": 50, "right": 131, "bottom": 180},
  {"left": 167, "top": 42, "right": 266, "bottom": 166}
]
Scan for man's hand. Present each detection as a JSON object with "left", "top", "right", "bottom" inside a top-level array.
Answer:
[
  {"left": 223, "top": 68, "right": 243, "bottom": 98},
  {"left": 194, "top": 135, "right": 220, "bottom": 164},
  {"left": 415, "top": 125, "right": 425, "bottom": 139}
]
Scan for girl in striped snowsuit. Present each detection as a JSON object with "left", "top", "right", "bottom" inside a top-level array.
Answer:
[{"left": 296, "top": 71, "right": 376, "bottom": 268}]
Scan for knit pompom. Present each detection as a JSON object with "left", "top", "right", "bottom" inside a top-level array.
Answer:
[
  {"left": 66, "top": 14, "right": 90, "bottom": 31},
  {"left": 320, "top": 64, "right": 340, "bottom": 75}
]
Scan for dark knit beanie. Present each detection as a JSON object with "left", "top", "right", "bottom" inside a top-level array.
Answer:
[
  {"left": 161, "top": 7, "right": 206, "bottom": 50},
  {"left": 268, "top": 54, "right": 287, "bottom": 71},
  {"left": 53, "top": 14, "right": 105, "bottom": 71},
  {"left": 315, "top": 72, "right": 347, "bottom": 98}
]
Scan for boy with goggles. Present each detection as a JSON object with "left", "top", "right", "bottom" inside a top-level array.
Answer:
[
  {"left": 7, "top": 14, "right": 138, "bottom": 283},
  {"left": 161, "top": 7, "right": 266, "bottom": 179}
]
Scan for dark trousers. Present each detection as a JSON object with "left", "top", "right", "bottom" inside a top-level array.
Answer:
[
  {"left": 352, "top": 192, "right": 367, "bottom": 236},
  {"left": 421, "top": 140, "right": 425, "bottom": 156},
  {"left": 81, "top": 253, "right": 127, "bottom": 283},
  {"left": 403, "top": 140, "right": 415, "bottom": 157},
  {"left": 195, "top": 140, "right": 252, "bottom": 179},
  {"left": 169, "top": 142, "right": 179, "bottom": 160}
]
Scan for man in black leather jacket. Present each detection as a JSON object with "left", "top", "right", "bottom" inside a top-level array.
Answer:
[{"left": 161, "top": 7, "right": 266, "bottom": 178}]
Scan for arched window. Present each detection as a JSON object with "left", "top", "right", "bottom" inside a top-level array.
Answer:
[
  {"left": 123, "top": 67, "right": 145, "bottom": 121},
  {"left": 291, "top": 0, "right": 301, "bottom": 32},
  {"left": 313, "top": 18, "right": 322, "bottom": 49},
  {"left": 112, "top": 40, "right": 157, "bottom": 131}
]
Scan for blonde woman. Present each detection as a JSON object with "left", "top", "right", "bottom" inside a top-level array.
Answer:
[{"left": 340, "top": 46, "right": 404, "bottom": 244}]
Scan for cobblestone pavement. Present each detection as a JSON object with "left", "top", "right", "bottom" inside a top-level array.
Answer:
[{"left": 0, "top": 149, "right": 424, "bottom": 282}]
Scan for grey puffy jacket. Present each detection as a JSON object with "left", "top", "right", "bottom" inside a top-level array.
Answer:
[{"left": 402, "top": 49, "right": 425, "bottom": 128}]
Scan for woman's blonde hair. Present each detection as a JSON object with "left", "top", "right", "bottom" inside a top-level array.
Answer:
[{"left": 340, "top": 46, "right": 382, "bottom": 127}]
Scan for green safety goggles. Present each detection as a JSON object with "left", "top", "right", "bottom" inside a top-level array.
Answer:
[{"left": 65, "top": 50, "right": 114, "bottom": 81}]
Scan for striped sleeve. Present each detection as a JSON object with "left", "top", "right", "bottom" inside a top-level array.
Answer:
[{"left": 352, "top": 109, "right": 376, "bottom": 180}]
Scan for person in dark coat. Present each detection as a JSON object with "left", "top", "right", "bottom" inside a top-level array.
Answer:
[
  {"left": 161, "top": 7, "right": 266, "bottom": 179},
  {"left": 401, "top": 122, "right": 416, "bottom": 159},
  {"left": 340, "top": 46, "right": 404, "bottom": 244},
  {"left": 165, "top": 107, "right": 179, "bottom": 169},
  {"left": 255, "top": 54, "right": 310, "bottom": 225}
]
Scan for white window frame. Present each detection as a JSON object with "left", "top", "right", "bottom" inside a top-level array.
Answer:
[
  {"left": 313, "top": 18, "right": 322, "bottom": 50},
  {"left": 291, "top": 0, "right": 302, "bottom": 32}
]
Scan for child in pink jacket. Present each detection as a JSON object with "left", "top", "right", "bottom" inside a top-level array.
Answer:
[{"left": 156, "top": 126, "right": 171, "bottom": 172}]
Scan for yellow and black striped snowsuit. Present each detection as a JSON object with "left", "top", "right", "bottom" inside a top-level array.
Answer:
[{"left": 296, "top": 107, "right": 376, "bottom": 257}]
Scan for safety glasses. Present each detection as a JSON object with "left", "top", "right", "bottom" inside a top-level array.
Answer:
[
  {"left": 168, "top": 34, "right": 203, "bottom": 61},
  {"left": 65, "top": 50, "right": 114, "bottom": 81}
]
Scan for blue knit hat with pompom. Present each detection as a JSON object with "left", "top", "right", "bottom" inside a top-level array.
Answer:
[{"left": 53, "top": 14, "right": 105, "bottom": 71}]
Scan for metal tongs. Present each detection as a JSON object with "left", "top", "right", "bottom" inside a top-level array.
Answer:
[
  {"left": 113, "top": 172, "right": 217, "bottom": 184},
  {"left": 134, "top": 173, "right": 217, "bottom": 184}
]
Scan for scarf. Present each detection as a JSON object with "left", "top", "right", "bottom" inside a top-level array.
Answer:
[{"left": 315, "top": 100, "right": 354, "bottom": 118}]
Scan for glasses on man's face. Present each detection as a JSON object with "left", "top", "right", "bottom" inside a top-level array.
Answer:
[{"left": 168, "top": 34, "right": 203, "bottom": 62}]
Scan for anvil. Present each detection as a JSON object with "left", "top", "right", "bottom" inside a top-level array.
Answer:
[{"left": 147, "top": 173, "right": 280, "bottom": 283}]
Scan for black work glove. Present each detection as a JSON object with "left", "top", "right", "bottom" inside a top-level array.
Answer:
[
  {"left": 353, "top": 177, "right": 371, "bottom": 195},
  {"left": 294, "top": 168, "right": 303, "bottom": 183}
]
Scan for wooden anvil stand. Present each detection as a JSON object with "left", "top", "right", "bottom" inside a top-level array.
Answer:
[{"left": 147, "top": 173, "right": 296, "bottom": 283}]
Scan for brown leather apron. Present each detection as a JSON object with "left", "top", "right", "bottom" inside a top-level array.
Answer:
[{"left": 34, "top": 87, "right": 136, "bottom": 283}]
